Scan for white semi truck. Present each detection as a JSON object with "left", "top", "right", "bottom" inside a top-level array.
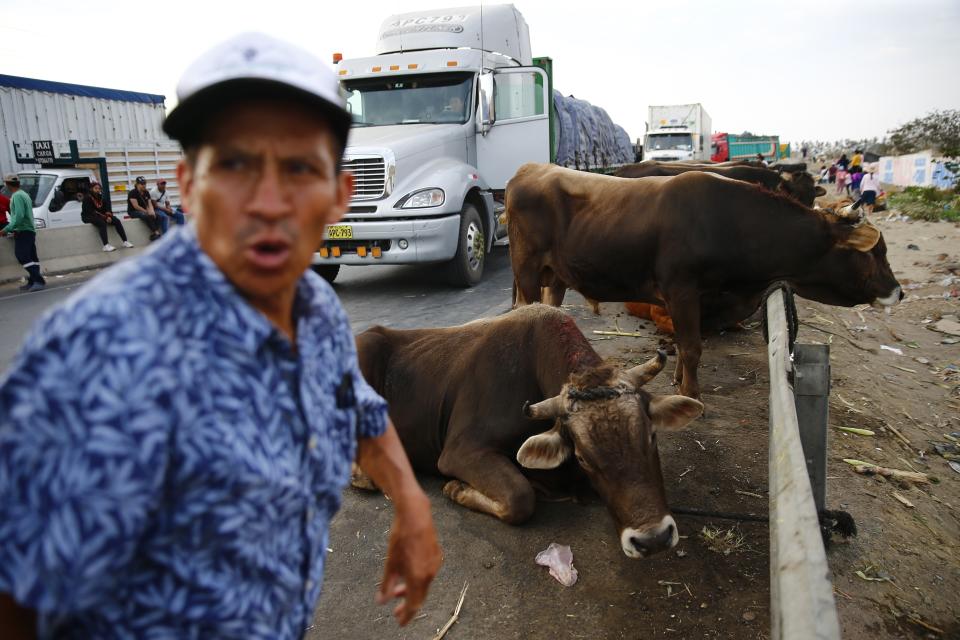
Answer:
[
  {"left": 317, "top": 4, "right": 633, "bottom": 286},
  {"left": 642, "top": 104, "right": 712, "bottom": 163}
]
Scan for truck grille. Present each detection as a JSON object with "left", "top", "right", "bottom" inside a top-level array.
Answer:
[{"left": 343, "top": 156, "right": 386, "bottom": 200}]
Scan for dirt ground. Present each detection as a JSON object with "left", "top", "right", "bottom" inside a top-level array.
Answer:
[{"left": 313, "top": 197, "right": 960, "bottom": 639}]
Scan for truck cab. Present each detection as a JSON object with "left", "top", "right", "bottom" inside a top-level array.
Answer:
[
  {"left": 644, "top": 128, "right": 697, "bottom": 162},
  {"left": 316, "top": 4, "right": 550, "bottom": 286},
  {"left": 3, "top": 168, "right": 97, "bottom": 229}
]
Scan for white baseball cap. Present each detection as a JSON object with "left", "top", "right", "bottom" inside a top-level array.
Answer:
[{"left": 163, "top": 32, "right": 351, "bottom": 149}]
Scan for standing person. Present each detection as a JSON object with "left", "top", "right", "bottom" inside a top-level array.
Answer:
[
  {"left": 850, "top": 149, "right": 863, "bottom": 174},
  {"left": 859, "top": 166, "right": 882, "bottom": 215},
  {"left": 0, "top": 189, "right": 9, "bottom": 229},
  {"left": 0, "top": 32, "right": 441, "bottom": 639},
  {"left": 128, "top": 176, "right": 161, "bottom": 241},
  {"left": 850, "top": 166, "right": 864, "bottom": 199},
  {"left": 0, "top": 174, "right": 46, "bottom": 292},
  {"left": 828, "top": 163, "right": 837, "bottom": 184},
  {"left": 835, "top": 165, "right": 849, "bottom": 195},
  {"left": 837, "top": 153, "right": 850, "bottom": 171},
  {"left": 755, "top": 152, "right": 768, "bottom": 166},
  {"left": 82, "top": 181, "right": 134, "bottom": 251},
  {"left": 150, "top": 179, "right": 185, "bottom": 234}
]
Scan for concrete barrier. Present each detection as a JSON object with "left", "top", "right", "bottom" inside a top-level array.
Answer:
[{"left": 1, "top": 217, "right": 159, "bottom": 283}]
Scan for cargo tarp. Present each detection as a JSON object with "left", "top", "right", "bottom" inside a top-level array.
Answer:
[{"left": 553, "top": 91, "right": 633, "bottom": 170}]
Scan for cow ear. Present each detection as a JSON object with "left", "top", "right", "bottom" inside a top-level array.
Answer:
[
  {"left": 815, "top": 186, "right": 827, "bottom": 196},
  {"left": 649, "top": 395, "right": 703, "bottom": 432},
  {"left": 517, "top": 427, "right": 571, "bottom": 469},
  {"left": 838, "top": 223, "right": 880, "bottom": 252}
]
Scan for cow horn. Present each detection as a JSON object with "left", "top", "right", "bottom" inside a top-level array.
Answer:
[
  {"left": 625, "top": 349, "right": 668, "bottom": 387},
  {"left": 523, "top": 395, "right": 566, "bottom": 420},
  {"left": 836, "top": 204, "right": 864, "bottom": 225}
]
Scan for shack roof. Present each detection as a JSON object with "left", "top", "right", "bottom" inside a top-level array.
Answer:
[{"left": 0, "top": 74, "right": 165, "bottom": 106}]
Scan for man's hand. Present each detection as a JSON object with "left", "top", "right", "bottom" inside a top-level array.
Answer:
[
  {"left": 377, "top": 492, "right": 441, "bottom": 625},
  {"left": 357, "top": 420, "right": 443, "bottom": 626}
]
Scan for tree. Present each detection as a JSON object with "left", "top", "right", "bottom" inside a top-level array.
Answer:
[{"left": 887, "top": 110, "right": 960, "bottom": 157}]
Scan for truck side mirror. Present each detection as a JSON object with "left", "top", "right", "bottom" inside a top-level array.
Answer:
[{"left": 478, "top": 71, "right": 495, "bottom": 135}]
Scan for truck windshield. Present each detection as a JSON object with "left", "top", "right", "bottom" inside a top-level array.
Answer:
[
  {"left": 646, "top": 133, "right": 693, "bottom": 151},
  {"left": 15, "top": 174, "right": 57, "bottom": 207},
  {"left": 343, "top": 72, "right": 473, "bottom": 126}
]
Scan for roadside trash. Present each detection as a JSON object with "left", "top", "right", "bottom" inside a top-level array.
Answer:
[
  {"left": 939, "top": 276, "right": 957, "bottom": 287},
  {"left": 880, "top": 345, "right": 904, "bottom": 356},
  {"left": 932, "top": 442, "right": 960, "bottom": 461},
  {"left": 907, "top": 244, "right": 920, "bottom": 250},
  {"left": 891, "top": 491, "right": 914, "bottom": 508},
  {"left": 843, "top": 458, "right": 931, "bottom": 484},
  {"left": 950, "top": 461, "right": 960, "bottom": 475},
  {"left": 742, "top": 611, "right": 756, "bottom": 622},
  {"left": 835, "top": 426, "right": 874, "bottom": 436},
  {"left": 855, "top": 566, "right": 896, "bottom": 585},
  {"left": 535, "top": 543, "right": 578, "bottom": 587},
  {"left": 942, "top": 338, "right": 960, "bottom": 345},
  {"left": 928, "top": 319, "right": 960, "bottom": 337},
  {"left": 914, "top": 357, "right": 930, "bottom": 365}
]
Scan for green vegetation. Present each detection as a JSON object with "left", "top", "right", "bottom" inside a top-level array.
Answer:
[
  {"left": 888, "top": 109, "right": 960, "bottom": 157},
  {"left": 888, "top": 186, "right": 960, "bottom": 222}
]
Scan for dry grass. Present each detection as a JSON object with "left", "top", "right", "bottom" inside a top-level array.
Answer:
[{"left": 700, "top": 526, "right": 746, "bottom": 555}]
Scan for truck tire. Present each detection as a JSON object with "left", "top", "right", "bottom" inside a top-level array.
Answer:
[
  {"left": 311, "top": 264, "right": 341, "bottom": 283},
  {"left": 447, "top": 203, "right": 485, "bottom": 287}
]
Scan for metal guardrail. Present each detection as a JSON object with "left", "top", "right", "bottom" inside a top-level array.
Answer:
[{"left": 765, "top": 287, "right": 841, "bottom": 640}]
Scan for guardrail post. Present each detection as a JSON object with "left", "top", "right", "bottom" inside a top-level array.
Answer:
[{"left": 792, "top": 344, "right": 830, "bottom": 513}]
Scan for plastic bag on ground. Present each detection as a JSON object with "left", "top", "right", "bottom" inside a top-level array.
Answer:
[{"left": 535, "top": 542, "right": 578, "bottom": 586}]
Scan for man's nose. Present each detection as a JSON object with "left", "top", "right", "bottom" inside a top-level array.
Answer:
[{"left": 248, "top": 164, "right": 292, "bottom": 220}]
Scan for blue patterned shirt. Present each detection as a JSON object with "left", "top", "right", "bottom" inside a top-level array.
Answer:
[{"left": 0, "top": 227, "right": 387, "bottom": 639}]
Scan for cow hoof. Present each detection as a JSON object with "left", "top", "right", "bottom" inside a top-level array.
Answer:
[{"left": 442, "top": 479, "right": 465, "bottom": 500}]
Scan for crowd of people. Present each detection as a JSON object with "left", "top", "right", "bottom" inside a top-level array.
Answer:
[{"left": 816, "top": 149, "right": 883, "bottom": 215}]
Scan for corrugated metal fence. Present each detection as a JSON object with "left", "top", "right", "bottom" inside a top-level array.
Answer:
[{"left": 0, "top": 80, "right": 170, "bottom": 177}]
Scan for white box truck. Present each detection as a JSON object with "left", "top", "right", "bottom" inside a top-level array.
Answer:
[
  {"left": 318, "top": 4, "right": 633, "bottom": 286},
  {"left": 643, "top": 104, "right": 712, "bottom": 163}
]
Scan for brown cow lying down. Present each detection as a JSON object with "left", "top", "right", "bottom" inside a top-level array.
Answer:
[
  {"left": 508, "top": 164, "right": 902, "bottom": 399},
  {"left": 355, "top": 305, "right": 703, "bottom": 559},
  {"left": 615, "top": 161, "right": 826, "bottom": 206}
]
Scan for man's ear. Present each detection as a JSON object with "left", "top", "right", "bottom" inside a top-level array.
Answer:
[
  {"left": 649, "top": 395, "right": 704, "bottom": 432},
  {"left": 517, "top": 426, "right": 571, "bottom": 470},
  {"left": 325, "top": 170, "right": 353, "bottom": 226},
  {"left": 176, "top": 158, "right": 194, "bottom": 213}
]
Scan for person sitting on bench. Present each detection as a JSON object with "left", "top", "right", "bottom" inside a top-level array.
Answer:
[
  {"left": 127, "top": 176, "right": 161, "bottom": 241},
  {"left": 82, "top": 181, "right": 134, "bottom": 252}
]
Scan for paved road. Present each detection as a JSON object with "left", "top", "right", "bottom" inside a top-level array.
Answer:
[{"left": 0, "top": 247, "right": 514, "bottom": 373}]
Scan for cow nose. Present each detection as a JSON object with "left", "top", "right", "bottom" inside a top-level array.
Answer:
[{"left": 620, "top": 515, "right": 678, "bottom": 558}]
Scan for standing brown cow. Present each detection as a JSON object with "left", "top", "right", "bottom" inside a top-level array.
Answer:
[{"left": 507, "top": 164, "right": 901, "bottom": 399}]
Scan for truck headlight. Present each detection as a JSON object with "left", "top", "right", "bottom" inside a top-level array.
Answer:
[
  {"left": 399, "top": 188, "right": 444, "bottom": 209},
  {"left": 34, "top": 218, "right": 47, "bottom": 229}
]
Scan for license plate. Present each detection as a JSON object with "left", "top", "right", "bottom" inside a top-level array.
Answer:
[{"left": 326, "top": 225, "right": 353, "bottom": 240}]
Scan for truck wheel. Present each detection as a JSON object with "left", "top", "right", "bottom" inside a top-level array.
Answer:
[
  {"left": 447, "top": 203, "right": 485, "bottom": 287},
  {"left": 311, "top": 264, "right": 341, "bottom": 283}
]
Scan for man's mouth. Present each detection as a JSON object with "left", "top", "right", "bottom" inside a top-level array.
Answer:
[{"left": 246, "top": 237, "right": 292, "bottom": 271}]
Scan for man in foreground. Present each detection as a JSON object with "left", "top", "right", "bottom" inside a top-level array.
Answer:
[{"left": 0, "top": 32, "right": 441, "bottom": 639}]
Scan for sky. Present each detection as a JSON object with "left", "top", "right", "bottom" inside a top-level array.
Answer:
[{"left": 1, "top": 0, "right": 958, "bottom": 145}]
